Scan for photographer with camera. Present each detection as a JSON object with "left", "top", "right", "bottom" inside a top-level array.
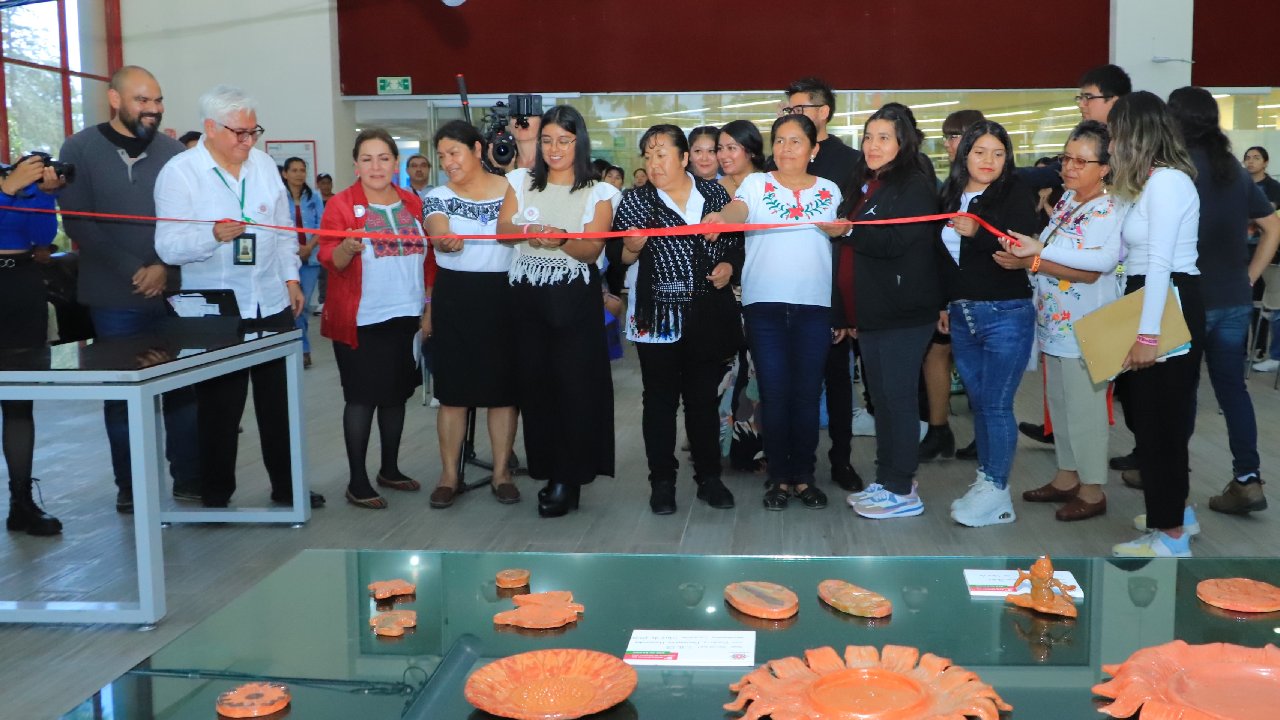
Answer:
[
  {"left": 1, "top": 155, "right": 64, "bottom": 536},
  {"left": 483, "top": 95, "right": 543, "bottom": 173},
  {"left": 58, "top": 65, "right": 200, "bottom": 513}
]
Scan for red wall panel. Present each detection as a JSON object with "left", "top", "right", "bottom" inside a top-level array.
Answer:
[
  {"left": 337, "top": 0, "right": 1111, "bottom": 95},
  {"left": 1192, "top": 0, "right": 1280, "bottom": 87}
]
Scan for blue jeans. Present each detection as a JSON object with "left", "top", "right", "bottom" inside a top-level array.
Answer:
[
  {"left": 1196, "top": 305, "right": 1259, "bottom": 475},
  {"left": 90, "top": 305, "right": 201, "bottom": 492},
  {"left": 948, "top": 299, "right": 1035, "bottom": 489},
  {"left": 295, "top": 264, "right": 321, "bottom": 353},
  {"left": 743, "top": 303, "right": 830, "bottom": 485}
]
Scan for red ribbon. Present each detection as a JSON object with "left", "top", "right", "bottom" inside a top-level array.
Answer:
[{"left": 0, "top": 205, "right": 1022, "bottom": 246}]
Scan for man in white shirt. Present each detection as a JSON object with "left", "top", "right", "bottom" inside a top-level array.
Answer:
[{"left": 155, "top": 84, "right": 322, "bottom": 509}]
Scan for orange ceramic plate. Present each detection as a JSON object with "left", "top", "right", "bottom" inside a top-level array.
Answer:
[
  {"left": 724, "top": 644, "right": 1010, "bottom": 720},
  {"left": 216, "top": 682, "right": 291, "bottom": 718},
  {"left": 724, "top": 581, "right": 799, "bottom": 620},
  {"left": 497, "top": 568, "right": 531, "bottom": 589},
  {"left": 1094, "top": 640, "right": 1280, "bottom": 720},
  {"left": 1197, "top": 578, "right": 1280, "bottom": 613},
  {"left": 465, "top": 648, "right": 638, "bottom": 720},
  {"left": 817, "top": 579, "right": 892, "bottom": 618}
]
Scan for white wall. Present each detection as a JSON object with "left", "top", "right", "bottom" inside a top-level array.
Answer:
[
  {"left": 120, "top": 0, "right": 356, "bottom": 188},
  {"left": 1110, "top": 0, "right": 1194, "bottom": 99}
]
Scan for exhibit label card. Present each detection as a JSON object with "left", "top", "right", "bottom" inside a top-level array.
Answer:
[
  {"left": 964, "top": 569, "right": 1084, "bottom": 599},
  {"left": 623, "top": 629, "right": 756, "bottom": 667}
]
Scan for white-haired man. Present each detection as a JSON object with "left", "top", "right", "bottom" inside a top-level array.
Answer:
[{"left": 155, "top": 85, "right": 322, "bottom": 509}]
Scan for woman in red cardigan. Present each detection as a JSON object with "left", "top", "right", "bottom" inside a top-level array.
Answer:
[{"left": 319, "top": 129, "right": 435, "bottom": 509}]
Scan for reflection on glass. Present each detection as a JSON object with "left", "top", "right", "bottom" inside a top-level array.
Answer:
[
  {"left": 5, "top": 64, "right": 66, "bottom": 156},
  {"left": 1, "top": 3, "right": 61, "bottom": 67}
]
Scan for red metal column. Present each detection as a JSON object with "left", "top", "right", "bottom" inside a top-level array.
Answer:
[
  {"left": 56, "top": 0, "right": 73, "bottom": 137},
  {"left": 0, "top": 57, "right": 9, "bottom": 163},
  {"left": 104, "top": 0, "right": 123, "bottom": 72}
]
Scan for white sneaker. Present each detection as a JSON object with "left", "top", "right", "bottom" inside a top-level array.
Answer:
[
  {"left": 853, "top": 485, "right": 924, "bottom": 519},
  {"left": 950, "top": 482, "right": 1016, "bottom": 527},
  {"left": 851, "top": 407, "right": 876, "bottom": 437},
  {"left": 1253, "top": 358, "right": 1280, "bottom": 372},
  {"left": 919, "top": 420, "right": 928, "bottom": 442},
  {"left": 952, "top": 470, "right": 990, "bottom": 512},
  {"left": 1112, "top": 530, "right": 1192, "bottom": 557},
  {"left": 1133, "top": 506, "right": 1201, "bottom": 537},
  {"left": 429, "top": 397, "right": 441, "bottom": 408},
  {"left": 846, "top": 482, "right": 885, "bottom": 506}
]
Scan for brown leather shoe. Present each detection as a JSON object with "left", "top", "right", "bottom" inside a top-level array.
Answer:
[
  {"left": 1055, "top": 495, "right": 1107, "bottom": 521},
  {"left": 1121, "top": 469, "right": 1142, "bottom": 489},
  {"left": 491, "top": 481, "right": 521, "bottom": 504},
  {"left": 429, "top": 485, "right": 457, "bottom": 509},
  {"left": 1022, "top": 482, "right": 1080, "bottom": 503}
]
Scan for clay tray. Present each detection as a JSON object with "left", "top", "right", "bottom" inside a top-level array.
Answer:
[
  {"left": 1094, "top": 640, "right": 1280, "bottom": 720},
  {"left": 465, "top": 648, "right": 637, "bottom": 720}
]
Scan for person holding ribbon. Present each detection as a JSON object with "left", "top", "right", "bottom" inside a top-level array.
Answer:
[
  {"left": 282, "top": 156, "right": 325, "bottom": 367},
  {"left": 318, "top": 128, "right": 431, "bottom": 510},
  {"left": 155, "top": 85, "right": 317, "bottom": 509},
  {"left": 612, "top": 124, "right": 742, "bottom": 515},
  {"left": 421, "top": 120, "right": 520, "bottom": 508},
  {"left": 496, "top": 104, "right": 619, "bottom": 518},
  {"left": 702, "top": 113, "right": 846, "bottom": 511}
]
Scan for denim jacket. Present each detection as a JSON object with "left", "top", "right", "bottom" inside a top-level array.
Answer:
[{"left": 287, "top": 188, "right": 326, "bottom": 266}]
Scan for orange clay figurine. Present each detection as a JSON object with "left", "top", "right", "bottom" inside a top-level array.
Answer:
[
  {"left": 370, "top": 609, "right": 417, "bottom": 637},
  {"left": 493, "top": 590, "right": 584, "bottom": 629},
  {"left": 215, "top": 682, "right": 291, "bottom": 718},
  {"left": 368, "top": 578, "right": 416, "bottom": 600},
  {"left": 1007, "top": 556, "right": 1078, "bottom": 618}
]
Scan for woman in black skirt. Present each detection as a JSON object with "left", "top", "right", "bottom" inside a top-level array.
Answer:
[
  {"left": 422, "top": 120, "right": 520, "bottom": 507},
  {"left": 1, "top": 156, "right": 62, "bottom": 535},
  {"left": 319, "top": 129, "right": 430, "bottom": 509}
]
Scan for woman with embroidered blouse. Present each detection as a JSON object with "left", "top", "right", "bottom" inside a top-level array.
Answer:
[
  {"left": 612, "top": 124, "right": 742, "bottom": 516},
  {"left": 1000, "top": 120, "right": 1126, "bottom": 524},
  {"left": 318, "top": 129, "right": 430, "bottom": 509},
  {"left": 702, "top": 113, "right": 846, "bottom": 511},
  {"left": 495, "top": 105, "right": 619, "bottom": 518},
  {"left": 422, "top": 120, "right": 520, "bottom": 509}
]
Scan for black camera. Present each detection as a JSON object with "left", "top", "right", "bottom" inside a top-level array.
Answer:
[
  {"left": 483, "top": 94, "right": 543, "bottom": 170},
  {"left": 0, "top": 151, "right": 76, "bottom": 184}
]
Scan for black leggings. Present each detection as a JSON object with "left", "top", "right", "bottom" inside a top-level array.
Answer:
[
  {"left": 1, "top": 401, "right": 34, "bottom": 484},
  {"left": 342, "top": 402, "right": 407, "bottom": 496}
]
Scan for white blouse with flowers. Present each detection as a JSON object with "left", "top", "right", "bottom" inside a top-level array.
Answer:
[{"left": 733, "top": 171, "right": 841, "bottom": 307}]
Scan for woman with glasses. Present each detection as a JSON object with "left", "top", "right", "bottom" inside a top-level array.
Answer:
[
  {"left": 319, "top": 129, "right": 430, "bottom": 509},
  {"left": 496, "top": 105, "right": 619, "bottom": 518},
  {"left": 612, "top": 124, "right": 741, "bottom": 515},
  {"left": 999, "top": 120, "right": 1125, "bottom": 524},
  {"left": 702, "top": 114, "right": 846, "bottom": 511},
  {"left": 422, "top": 120, "right": 521, "bottom": 509},
  {"left": 926, "top": 120, "right": 1039, "bottom": 528},
  {"left": 688, "top": 126, "right": 721, "bottom": 182},
  {"left": 838, "top": 105, "right": 942, "bottom": 520},
  {"left": 282, "top": 156, "right": 325, "bottom": 368}
]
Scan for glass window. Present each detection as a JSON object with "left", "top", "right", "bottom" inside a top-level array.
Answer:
[
  {"left": 5, "top": 64, "right": 65, "bottom": 156},
  {"left": 1, "top": 2, "right": 61, "bottom": 68}
]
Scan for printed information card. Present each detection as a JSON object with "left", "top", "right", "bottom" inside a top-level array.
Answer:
[
  {"left": 623, "top": 629, "right": 756, "bottom": 667},
  {"left": 964, "top": 569, "right": 1085, "bottom": 599}
]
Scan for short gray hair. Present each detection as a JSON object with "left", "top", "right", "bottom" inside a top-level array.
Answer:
[{"left": 199, "top": 85, "right": 257, "bottom": 124}]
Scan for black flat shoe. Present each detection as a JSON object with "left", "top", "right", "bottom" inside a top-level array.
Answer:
[
  {"left": 956, "top": 441, "right": 978, "bottom": 460},
  {"left": 763, "top": 485, "right": 789, "bottom": 511},
  {"left": 649, "top": 482, "right": 677, "bottom": 515},
  {"left": 831, "top": 463, "right": 863, "bottom": 492},
  {"left": 696, "top": 477, "right": 735, "bottom": 509},
  {"left": 538, "top": 482, "right": 580, "bottom": 518},
  {"left": 793, "top": 485, "right": 828, "bottom": 509},
  {"left": 1019, "top": 422, "right": 1054, "bottom": 445}
]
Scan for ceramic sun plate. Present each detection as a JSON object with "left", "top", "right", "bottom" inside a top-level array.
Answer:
[
  {"left": 1196, "top": 578, "right": 1280, "bottom": 613},
  {"left": 215, "top": 682, "right": 291, "bottom": 718},
  {"left": 724, "top": 644, "right": 1010, "bottom": 720},
  {"left": 724, "top": 581, "right": 799, "bottom": 620},
  {"left": 465, "top": 648, "right": 638, "bottom": 720},
  {"left": 1094, "top": 640, "right": 1280, "bottom": 720}
]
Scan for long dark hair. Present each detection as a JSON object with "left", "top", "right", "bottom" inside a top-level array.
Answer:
[
  {"left": 1167, "top": 86, "right": 1237, "bottom": 186},
  {"left": 940, "top": 120, "right": 1017, "bottom": 211},
  {"left": 846, "top": 104, "right": 927, "bottom": 209},
  {"left": 282, "top": 156, "right": 313, "bottom": 200},
  {"left": 529, "top": 104, "right": 595, "bottom": 192},
  {"left": 718, "top": 119, "right": 765, "bottom": 171}
]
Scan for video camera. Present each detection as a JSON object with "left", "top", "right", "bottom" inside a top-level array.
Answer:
[
  {"left": 0, "top": 151, "right": 76, "bottom": 184},
  {"left": 482, "top": 94, "right": 543, "bottom": 169}
]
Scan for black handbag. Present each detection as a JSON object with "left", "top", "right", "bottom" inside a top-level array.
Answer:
[{"left": 684, "top": 285, "right": 744, "bottom": 363}]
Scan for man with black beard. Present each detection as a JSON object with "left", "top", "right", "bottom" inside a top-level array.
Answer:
[{"left": 59, "top": 65, "right": 199, "bottom": 512}]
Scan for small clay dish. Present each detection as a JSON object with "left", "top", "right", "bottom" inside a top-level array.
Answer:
[{"left": 497, "top": 568, "right": 531, "bottom": 589}]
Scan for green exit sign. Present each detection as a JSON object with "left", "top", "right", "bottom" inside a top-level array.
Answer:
[{"left": 377, "top": 76, "right": 412, "bottom": 95}]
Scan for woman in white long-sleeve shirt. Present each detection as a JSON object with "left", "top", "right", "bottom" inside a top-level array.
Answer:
[{"left": 1102, "top": 92, "right": 1204, "bottom": 558}]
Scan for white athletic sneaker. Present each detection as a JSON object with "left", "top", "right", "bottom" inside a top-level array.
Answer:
[
  {"left": 846, "top": 482, "right": 884, "bottom": 506},
  {"left": 950, "top": 481, "right": 1016, "bottom": 527},
  {"left": 1253, "top": 358, "right": 1280, "bottom": 372},
  {"left": 853, "top": 485, "right": 924, "bottom": 519},
  {"left": 951, "top": 470, "right": 991, "bottom": 512},
  {"left": 1112, "top": 530, "right": 1192, "bottom": 557},
  {"left": 851, "top": 407, "right": 876, "bottom": 437},
  {"left": 1133, "top": 506, "right": 1201, "bottom": 537}
]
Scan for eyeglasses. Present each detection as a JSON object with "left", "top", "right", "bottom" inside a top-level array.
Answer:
[
  {"left": 781, "top": 104, "right": 822, "bottom": 115},
  {"left": 943, "top": 132, "right": 964, "bottom": 142},
  {"left": 1074, "top": 93, "right": 1115, "bottom": 104},
  {"left": 1057, "top": 154, "right": 1104, "bottom": 169},
  {"left": 539, "top": 136, "right": 575, "bottom": 149},
  {"left": 221, "top": 124, "right": 265, "bottom": 143}
]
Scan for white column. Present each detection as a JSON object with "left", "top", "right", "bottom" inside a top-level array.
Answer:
[{"left": 1110, "top": 0, "right": 1195, "bottom": 99}]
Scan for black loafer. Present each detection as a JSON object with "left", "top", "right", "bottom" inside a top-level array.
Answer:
[
  {"left": 794, "top": 485, "right": 828, "bottom": 509},
  {"left": 649, "top": 483, "right": 677, "bottom": 515},
  {"left": 695, "top": 477, "right": 735, "bottom": 509},
  {"left": 763, "top": 485, "right": 789, "bottom": 511},
  {"left": 956, "top": 441, "right": 978, "bottom": 460},
  {"left": 831, "top": 463, "right": 863, "bottom": 492}
]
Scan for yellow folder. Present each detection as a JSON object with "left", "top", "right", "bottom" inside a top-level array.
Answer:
[{"left": 1073, "top": 287, "right": 1192, "bottom": 384}]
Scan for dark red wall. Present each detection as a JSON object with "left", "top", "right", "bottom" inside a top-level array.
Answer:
[
  {"left": 337, "top": 0, "right": 1112, "bottom": 95},
  {"left": 1192, "top": 0, "right": 1280, "bottom": 87}
]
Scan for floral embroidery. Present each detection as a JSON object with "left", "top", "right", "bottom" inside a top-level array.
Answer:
[
  {"left": 760, "top": 177, "right": 834, "bottom": 220},
  {"left": 365, "top": 204, "right": 426, "bottom": 258},
  {"left": 1058, "top": 279, "right": 1072, "bottom": 292},
  {"left": 424, "top": 195, "right": 502, "bottom": 224}
]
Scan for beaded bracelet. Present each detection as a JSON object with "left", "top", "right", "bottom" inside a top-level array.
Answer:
[
  {"left": 1136, "top": 334, "right": 1159, "bottom": 347},
  {"left": 1030, "top": 255, "right": 1042, "bottom": 273}
]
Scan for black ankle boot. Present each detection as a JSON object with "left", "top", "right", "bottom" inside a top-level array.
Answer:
[
  {"left": 649, "top": 482, "right": 677, "bottom": 515},
  {"left": 918, "top": 424, "right": 955, "bottom": 461},
  {"left": 538, "top": 482, "right": 580, "bottom": 518},
  {"left": 7, "top": 479, "right": 62, "bottom": 536}
]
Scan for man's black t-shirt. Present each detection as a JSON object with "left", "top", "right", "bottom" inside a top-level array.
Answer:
[
  {"left": 809, "top": 135, "right": 861, "bottom": 188},
  {"left": 96, "top": 122, "right": 154, "bottom": 159},
  {"left": 1190, "top": 147, "right": 1276, "bottom": 309}
]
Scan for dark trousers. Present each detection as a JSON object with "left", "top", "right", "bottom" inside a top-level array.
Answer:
[
  {"left": 90, "top": 304, "right": 201, "bottom": 493},
  {"left": 825, "top": 338, "right": 854, "bottom": 465},
  {"left": 196, "top": 308, "right": 295, "bottom": 504},
  {"left": 860, "top": 322, "right": 935, "bottom": 495},
  {"left": 636, "top": 340, "right": 726, "bottom": 484},
  {"left": 1117, "top": 274, "right": 1206, "bottom": 530}
]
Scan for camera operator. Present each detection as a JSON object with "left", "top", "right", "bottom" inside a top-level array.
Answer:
[
  {"left": 486, "top": 107, "right": 542, "bottom": 173},
  {"left": 58, "top": 65, "right": 200, "bottom": 513},
  {"left": 0, "top": 155, "right": 64, "bottom": 536}
]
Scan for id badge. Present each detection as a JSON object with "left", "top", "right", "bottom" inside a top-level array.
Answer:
[{"left": 233, "top": 232, "right": 257, "bottom": 266}]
